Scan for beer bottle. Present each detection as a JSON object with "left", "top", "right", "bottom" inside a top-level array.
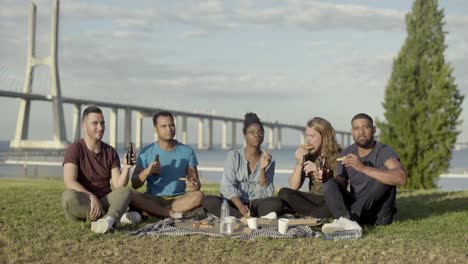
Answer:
[
  {"left": 320, "top": 157, "right": 328, "bottom": 179},
  {"left": 154, "top": 154, "right": 160, "bottom": 176},
  {"left": 126, "top": 142, "right": 134, "bottom": 165},
  {"left": 303, "top": 151, "right": 314, "bottom": 177}
]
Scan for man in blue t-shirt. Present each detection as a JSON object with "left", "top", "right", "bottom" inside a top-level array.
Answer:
[
  {"left": 131, "top": 111, "right": 204, "bottom": 218},
  {"left": 322, "top": 113, "right": 407, "bottom": 234}
]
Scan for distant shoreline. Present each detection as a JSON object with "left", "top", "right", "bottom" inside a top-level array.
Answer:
[{"left": 1, "top": 159, "right": 467, "bottom": 178}]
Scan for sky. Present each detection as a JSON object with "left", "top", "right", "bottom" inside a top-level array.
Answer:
[{"left": 1, "top": 0, "right": 467, "bottom": 146}]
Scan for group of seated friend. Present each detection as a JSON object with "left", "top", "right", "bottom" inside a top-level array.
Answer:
[{"left": 61, "top": 106, "right": 407, "bottom": 234}]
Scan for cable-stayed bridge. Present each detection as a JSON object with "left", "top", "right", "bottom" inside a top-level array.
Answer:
[
  {"left": 0, "top": 0, "right": 352, "bottom": 153},
  {"left": 0, "top": 88, "right": 353, "bottom": 151}
]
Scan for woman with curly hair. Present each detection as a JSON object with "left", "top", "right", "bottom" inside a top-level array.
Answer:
[{"left": 201, "top": 112, "right": 283, "bottom": 218}]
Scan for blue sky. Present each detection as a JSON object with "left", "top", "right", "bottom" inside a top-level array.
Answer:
[{"left": 1, "top": 0, "right": 467, "bottom": 145}]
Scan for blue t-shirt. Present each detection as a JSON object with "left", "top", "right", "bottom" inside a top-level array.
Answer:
[{"left": 136, "top": 141, "right": 198, "bottom": 196}]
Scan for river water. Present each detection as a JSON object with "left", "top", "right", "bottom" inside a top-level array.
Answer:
[{"left": 1, "top": 143, "right": 467, "bottom": 191}]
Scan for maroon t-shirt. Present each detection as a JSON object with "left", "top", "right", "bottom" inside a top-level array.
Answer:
[{"left": 63, "top": 139, "right": 120, "bottom": 198}]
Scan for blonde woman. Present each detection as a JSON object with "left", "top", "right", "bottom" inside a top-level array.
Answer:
[{"left": 278, "top": 117, "right": 341, "bottom": 218}]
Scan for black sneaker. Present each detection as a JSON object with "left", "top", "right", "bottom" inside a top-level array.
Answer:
[{"left": 182, "top": 207, "right": 207, "bottom": 220}]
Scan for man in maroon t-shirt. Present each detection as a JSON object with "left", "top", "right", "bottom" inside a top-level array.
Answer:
[{"left": 61, "top": 106, "right": 140, "bottom": 233}]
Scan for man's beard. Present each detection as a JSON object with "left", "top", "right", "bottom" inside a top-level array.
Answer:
[{"left": 355, "top": 137, "right": 375, "bottom": 149}]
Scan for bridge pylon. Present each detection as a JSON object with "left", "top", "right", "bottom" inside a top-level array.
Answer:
[{"left": 10, "top": 0, "right": 68, "bottom": 150}]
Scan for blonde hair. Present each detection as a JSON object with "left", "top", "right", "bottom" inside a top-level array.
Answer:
[{"left": 306, "top": 117, "right": 341, "bottom": 167}]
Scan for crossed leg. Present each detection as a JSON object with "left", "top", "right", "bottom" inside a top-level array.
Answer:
[{"left": 130, "top": 190, "right": 204, "bottom": 218}]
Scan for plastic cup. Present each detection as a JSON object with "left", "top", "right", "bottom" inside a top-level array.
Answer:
[
  {"left": 278, "top": 218, "right": 289, "bottom": 235},
  {"left": 224, "top": 216, "right": 236, "bottom": 234},
  {"left": 247, "top": 217, "right": 258, "bottom": 230},
  {"left": 225, "top": 216, "right": 236, "bottom": 223}
]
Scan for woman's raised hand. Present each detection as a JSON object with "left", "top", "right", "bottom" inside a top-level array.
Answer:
[{"left": 260, "top": 150, "right": 272, "bottom": 169}]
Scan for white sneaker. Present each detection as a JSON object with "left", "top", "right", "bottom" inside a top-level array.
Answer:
[
  {"left": 322, "top": 217, "right": 362, "bottom": 234},
  {"left": 260, "top": 212, "right": 278, "bottom": 220},
  {"left": 321, "top": 219, "right": 343, "bottom": 234},
  {"left": 339, "top": 217, "right": 362, "bottom": 231},
  {"left": 120, "top": 211, "right": 142, "bottom": 225},
  {"left": 91, "top": 217, "right": 114, "bottom": 234},
  {"left": 173, "top": 212, "right": 183, "bottom": 219}
]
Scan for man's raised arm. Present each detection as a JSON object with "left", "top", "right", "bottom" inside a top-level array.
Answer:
[
  {"left": 361, "top": 158, "right": 407, "bottom": 186},
  {"left": 342, "top": 154, "right": 407, "bottom": 186},
  {"left": 131, "top": 162, "right": 159, "bottom": 189},
  {"left": 111, "top": 165, "right": 132, "bottom": 189}
]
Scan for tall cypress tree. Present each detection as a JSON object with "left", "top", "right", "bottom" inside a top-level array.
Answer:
[{"left": 377, "top": 0, "right": 464, "bottom": 189}]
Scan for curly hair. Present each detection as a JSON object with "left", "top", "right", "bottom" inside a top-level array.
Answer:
[{"left": 242, "top": 112, "right": 264, "bottom": 134}]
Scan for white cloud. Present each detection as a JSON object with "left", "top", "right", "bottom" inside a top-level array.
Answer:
[
  {"left": 304, "top": 40, "right": 329, "bottom": 47},
  {"left": 235, "top": 0, "right": 405, "bottom": 31},
  {"left": 1, "top": 0, "right": 468, "bottom": 141},
  {"left": 197, "top": 0, "right": 224, "bottom": 14},
  {"left": 247, "top": 41, "right": 266, "bottom": 48},
  {"left": 111, "top": 30, "right": 149, "bottom": 39},
  {"left": 180, "top": 29, "right": 209, "bottom": 39},
  {"left": 446, "top": 15, "right": 468, "bottom": 29}
]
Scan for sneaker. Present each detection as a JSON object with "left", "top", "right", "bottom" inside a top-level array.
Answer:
[
  {"left": 172, "top": 211, "right": 183, "bottom": 219},
  {"left": 321, "top": 219, "right": 342, "bottom": 234},
  {"left": 182, "top": 207, "right": 207, "bottom": 220},
  {"left": 120, "top": 211, "right": 142, "bottom": 225},
  {"left": 322, "top": 217, "right": 362, "bottom": 234},
  {"left": 279, "top": 213, "right": 296, "bottom": 219},
  {"left": 91, "top": 218, "right": 113, "bottom": 234},
  {"left": 339, "top": 217, "right": 362, "bottom": 231},
  {"left": 260, "top": 212, "right": 278, "bottom": 220}
]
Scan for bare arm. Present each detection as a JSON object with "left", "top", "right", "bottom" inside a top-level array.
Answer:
[
  {"left": 258, "top": 151, "right": 272, "bottom": 187},
  {"left": 131, "top": 162, "right": 159, "bottom": 190},
  {"left": 186, "top": 166, "right": 201, "bottom": 191},
  {"left": 110, "top": 154, "right": 135, "bottom": 188},
  {"left": 361, "top": 158, "right": 407, "bottom": 185},
  {"left": 64, "top": 163, "right": 92, "bottom": 194},
  {"left": 288, "top": 147, "right": 309, "bottom": 189},
  {"left": 111, "top": 166, "right": 131, "bottom": 188},
  {"left": 63, "top": 163, "right": 102, "bottom": 220},
  {"left": 342, "top": 154, "right": 407, "bottom": 186},
  {"left": 231, "top": 196, "right": 250, "bottom": 216},
  {"left": 288, "top": 163, "right": 304, "bottom": 190}
]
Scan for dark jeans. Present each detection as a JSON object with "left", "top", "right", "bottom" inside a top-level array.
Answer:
[
  {"left": 322, "top": 179, "right": 396, "bottom": 225},
  {"left": 201, "top": 195, "right": 284, "bottom": 218},
  {"left": 278, "top": 188, "right": 332, "bottom": 218}
]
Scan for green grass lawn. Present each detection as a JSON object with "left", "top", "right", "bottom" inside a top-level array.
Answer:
[{"left": 0, "top": 178, "right": 467, "bottom": 263}]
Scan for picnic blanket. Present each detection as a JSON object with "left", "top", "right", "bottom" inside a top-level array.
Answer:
[{"left": 131, "top": 215, "right": 321, "bottom": 240}]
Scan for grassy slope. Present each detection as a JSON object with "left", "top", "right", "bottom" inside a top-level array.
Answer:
[{"left": 0, "top": 178, "right": 467, "bottom": 263}]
